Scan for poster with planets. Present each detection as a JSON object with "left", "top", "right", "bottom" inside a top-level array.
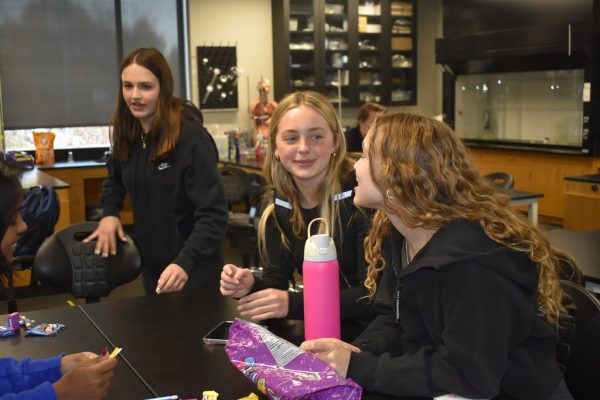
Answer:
[{"left": 197, "top": 45, "right": 238, "bottom": 109}]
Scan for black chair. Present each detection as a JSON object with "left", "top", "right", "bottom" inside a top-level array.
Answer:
[
  {"left": 219, "top": 167, "right": 265, "bottom": 268},
  {"left": 219, "top": 166, "right": 250, "bottom": 211},
  {"left": 558, "top": 280, "right": 600, "bottom": 399},
  {"left": 484, "top": 171, "right": 514, "bottom": 190},
  {"left": 1, "top": 256, "right": 34, "bottom": 313},
  {"left": 33, "top": 221, "right": 142, "bottom": 303},
  {"left": 247, "top": 172, "right": 267, "bottom": 219},
  {"left": 1, "top": 255, "right": 63, "bottom": 314}
]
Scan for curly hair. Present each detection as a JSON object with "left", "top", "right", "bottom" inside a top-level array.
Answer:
[
  {"left": 257, "top": 91, "right": 354, "bottom": 263},
  {"left": 363, "top": 112, "right": 576, "bottom": 325}
]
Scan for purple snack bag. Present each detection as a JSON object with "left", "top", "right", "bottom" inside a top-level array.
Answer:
[
  {"left": 225, "top": 319, "right": 362, "bottom": 400},
  {"left": 8, "top": 312, "right": 20, "bottom": 333}
]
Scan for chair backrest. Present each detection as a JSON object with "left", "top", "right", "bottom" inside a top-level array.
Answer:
[
  {"left": 219, "top": 166, "right": 250, "bottom": 208},
  {"left": 33, "top": 221, "right": 141, "bottom": 302},
  {"left": 247, "top": 172, "right": 266, "bottom": 217},
  {"left": 559, "top": 280, "right": 600, "bottom": 399},
  {"left": 484, "top": 171, "right": 514, "bottom": 190}
]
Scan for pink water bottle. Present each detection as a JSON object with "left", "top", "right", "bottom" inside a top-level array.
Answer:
[{"left": 303, "top": 217, "right": 340, "bottom": 340}]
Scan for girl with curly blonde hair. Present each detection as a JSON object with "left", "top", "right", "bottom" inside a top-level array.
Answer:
[{"left": 302, "top": 112, "right": 575, "bottom": 400}]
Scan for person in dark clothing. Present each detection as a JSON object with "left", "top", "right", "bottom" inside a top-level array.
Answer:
[
  {"left": 0, "top": 161, "right": 118, "bottom": 400},
  {"left": 344, "top": 102, "right": 384, "bottom": 153},
  {"left": 301, "top": 113, "right": 576, "bottom": 400},
  {"left": 85, "top": 48, "right": 228, "bottom": 295},
  {"left": 220, "top": 91, "right": 374, "bottom": 340}
]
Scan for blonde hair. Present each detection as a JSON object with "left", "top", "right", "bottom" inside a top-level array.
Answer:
[
  {"left": 257, "top": 91, "right": 354, "bottom": 263},
  {"left": 363, "top": 112, "right": 576, "bottom": 326}
]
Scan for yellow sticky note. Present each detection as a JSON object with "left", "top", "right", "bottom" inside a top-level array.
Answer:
[{"left": 109, "top": 347, "right": 122, "bottom": 358}]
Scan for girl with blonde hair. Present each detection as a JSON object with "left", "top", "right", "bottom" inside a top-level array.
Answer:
[
  {"left": 302, "top": 112, "right": 575, "bottom": 399},
  {"left": 220, "top": 91, "right": 373, "bottom": 339}
]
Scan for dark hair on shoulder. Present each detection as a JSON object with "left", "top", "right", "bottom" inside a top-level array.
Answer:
[{"left": 0, "top": 160, "right": 23, "bottom": 269}]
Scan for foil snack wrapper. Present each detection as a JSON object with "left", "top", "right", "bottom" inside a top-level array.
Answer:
[{"left": 225, "top": 319, "right": 361, "bottom": 400}]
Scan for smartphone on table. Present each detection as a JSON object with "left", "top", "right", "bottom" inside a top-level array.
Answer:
[{"left": 203, "top": 321, "right": 233, "bottom": 345}]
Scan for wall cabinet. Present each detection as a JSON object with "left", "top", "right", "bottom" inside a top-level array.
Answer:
[
  {"left": 564, "top": 179, "right": 600, "bottom": 231},
  {"left": 467, "top": 147, "right": 599, "bottom": 222},
  {"left": 272, "top": 0, "right": 417, "bottom": 106}
]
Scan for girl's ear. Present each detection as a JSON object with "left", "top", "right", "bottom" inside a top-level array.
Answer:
[{"left": 334, "top": 131, "right": 341, "bottom": 151}]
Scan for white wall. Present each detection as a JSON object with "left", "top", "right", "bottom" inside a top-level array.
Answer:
[
  {"left": 189, "top": 0, "right": 274, "bottom": 135},
  {"left": 188, "top": 0, "right": 442, "bottom": 132}
]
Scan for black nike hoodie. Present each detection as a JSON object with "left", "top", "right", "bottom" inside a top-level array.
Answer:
[
  {"left": 348, "top": 218, "right": 563, "bottom": 400},
  {"left": 101, "top": 111, "right": 228, "bottom": 279}
]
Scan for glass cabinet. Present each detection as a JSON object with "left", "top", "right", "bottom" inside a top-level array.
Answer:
[
  {"left": 289, "top": 0, "right": 316, "bottom": 91},
  {"left": 273, "top": 0, "right": 417, "bottom": 107},
  {"left": 357, "top": 0, "right": 383, "bottom": 103},
  {"left": 324, "top": 0, "right": 350, "bottom": 104},
  {"left": 390, "top": 1, "right": 415, "bottom": 104}
]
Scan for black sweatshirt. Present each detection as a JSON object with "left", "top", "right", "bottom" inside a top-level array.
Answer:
[
  {"left": 348, "top": 219, "right": 563, "bottom": 400},
  {"left": 251, "top": 174, "right": 375, "bottom": 329},
  {"left": 101, "top": 111, "right": 228, "bottom": 279}
]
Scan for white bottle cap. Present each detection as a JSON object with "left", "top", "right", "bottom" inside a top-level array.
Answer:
[{"left": 304, "top": 218, "right": 337, "bottom": 262}]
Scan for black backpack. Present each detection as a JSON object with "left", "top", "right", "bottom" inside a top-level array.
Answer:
[{"left": 15, "top": 185, "right": 61, "bottom": 256}]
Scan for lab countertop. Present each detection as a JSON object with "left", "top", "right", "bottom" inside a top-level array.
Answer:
[
  {"left": 219, "top": 158, "right": 264, "bottom": 171},
  {"left": 36, "top": 160, "right": 107, "bottom": 169},
  {"left": 20, "top": 168, "right": 70, "bottom": 189},
  {"left": 565, "top": 174, "right": 600, "bottom": 184}
]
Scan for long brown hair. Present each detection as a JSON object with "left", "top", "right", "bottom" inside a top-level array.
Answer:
[
  {"left": 111, "top": 47, "right": 196, "bottom": 161},
  {"left": 257, "top": 91, "right": 354, "bottom": 262},
  {"left": 363, "top": 112, "right": 575, "bottom": 325}
]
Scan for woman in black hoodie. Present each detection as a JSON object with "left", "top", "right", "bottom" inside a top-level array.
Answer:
[
  {"left": 86, "top": 48, "right": 227, "bottom": 295},
  {"left": 301, "top": 113, "right": 576, "bottom": 400}
]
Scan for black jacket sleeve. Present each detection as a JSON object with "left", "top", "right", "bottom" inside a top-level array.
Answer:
[
  {"left": 251, "top": 210, "right": 309, "bottom": 318},
  {"left": 172, "top": 133, "right": 228, "bottom": 273},
  {"left": 338, "top": 209, "right": 374, "bottom": 322},
  {"left": 352, "top": 257, "right": 402, "bottom": 354},
  {"left": 100, "top": 155, "right": 127, "bottom": 218},
  {"left": 347, "top": 263, "right": 548, "bottom": 399},
  {"left": 252, "top": 212, "right": 297, "bottom": 290},
  {"left": 253, "top": 206, "right": 374, "bottom": 322}
]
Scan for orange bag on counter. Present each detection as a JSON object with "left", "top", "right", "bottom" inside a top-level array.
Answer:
[{"left": 32, "top": 131, "right": 55, "bottom": 165}]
